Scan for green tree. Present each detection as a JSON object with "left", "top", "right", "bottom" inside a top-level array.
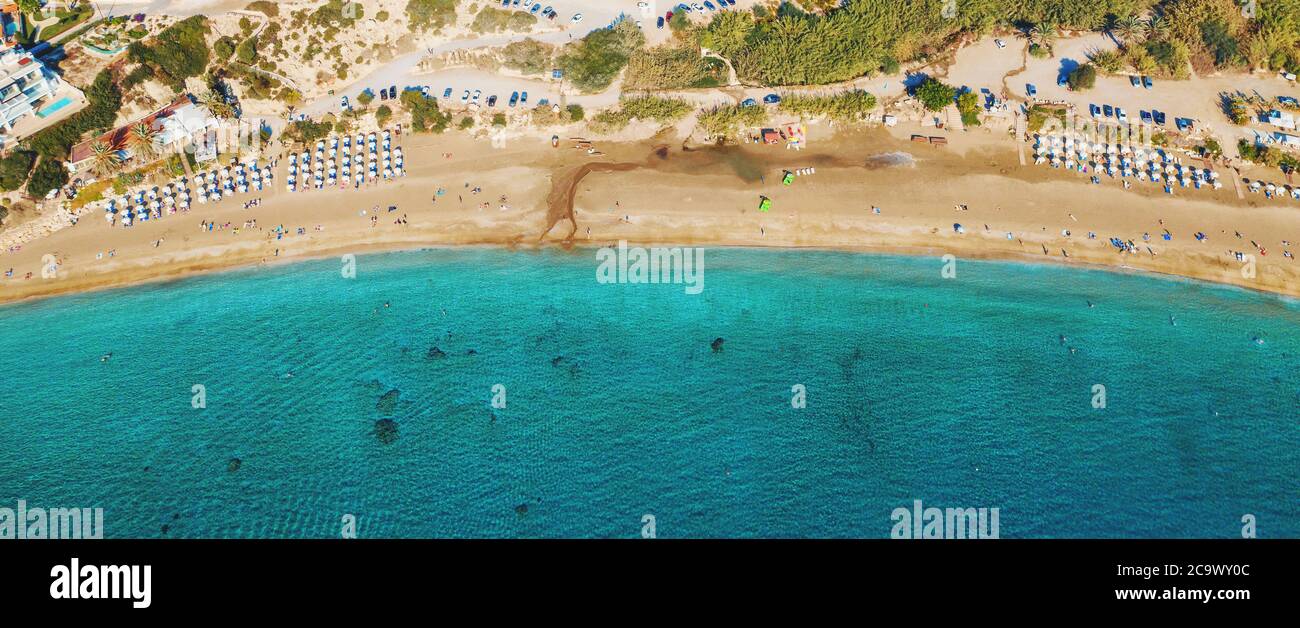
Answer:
[
  {"left": 1066, "top": 64, "right": 1097, "bottom": 90},
  {"left": 375, "top": 104, "right": 393, "bottom": 127},
  {"left": 27, "top": 158, "right": 69, "bottom": 198},
  {"left": 401, "top": 90, "right": 451, "bottom": 133},
  {"left": 0, "top": 150, "right": 35, "bottom": 191},
  {"left": 915, "top": 78, "right": 955, "bottom": 111}
]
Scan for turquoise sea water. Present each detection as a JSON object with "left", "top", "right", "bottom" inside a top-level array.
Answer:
[{"left": 0, "top": 249, "right": 1296, "bottom": 538}]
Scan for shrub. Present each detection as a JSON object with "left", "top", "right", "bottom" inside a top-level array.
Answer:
[
  {"left": 698, "top": 104, "right": 767, "bottom": 140},
  {"left": 558, "top": 21, "right": 645, "bottom": 93},
  {"left": 407, "top": 0, "right": 457, "bottom": 31},
  {"left": 127, "top": 16, "right": 210, "bottom": 89},
  {"left": 779, "top": 90, "right": 877, "bottom": 122},
  {"left": 1066, "top": 64, "right": 1097, "bottom": 90}
]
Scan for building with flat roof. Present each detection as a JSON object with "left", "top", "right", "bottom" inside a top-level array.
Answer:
[{"left": 0, "top": 3, "right": 88, "bottom": 150}]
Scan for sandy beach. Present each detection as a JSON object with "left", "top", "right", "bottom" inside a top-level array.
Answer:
[{"left": 2, "top": 119, "right": 1297, "bottom": 305}]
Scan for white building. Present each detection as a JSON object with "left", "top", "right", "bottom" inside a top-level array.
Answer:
[
  {"left": 1274, "top": 132, "right": 1300, "bottom": 148},
  {"left": 0, "top": 43, "right": 86, "bottom": 148},
  {"left": 1266, "top": 109, "right": 1296, "bottom": 130}
]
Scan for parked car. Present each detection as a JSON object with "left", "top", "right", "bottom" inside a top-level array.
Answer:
[
  {"left": 666, "top": 11, "right": 673, "bottom": 21},
  {"left": 443, "top": 87, "right": 453, "bottom": 98},
  {"left": 1142, "top": 76, "right": 1153, "bottom": 89},
  {"left": 1057, "top": 74, "right": 1068, "bottom": 87},
  {"left": 530, "top": 3, "right": 541, "bottom": 14},
  {"left": 340, "top": 96, "right": 349, "bottom": 111},
  {"left": 462, "top": 90, "right": 470, "bottom": 103},
  {"left": 571, "top": 13, "right": 582, "bottom": 22},
  {"left": 1130, "top": 76, "right": 1140, "bottom": 87},
  {"left": 657, "top": 16, "right": 664, "bottom": 28},
  {"left": 1140, "top": 110, "right": 1152, "bottom": 123},
  {"left": 703, "top": 1, "right": 717, "bottom": 9},
  {"left": 1116, "top": 107, "right": 1128, "bottom": 122},
  {"left": 763, "top": 93, "right": 781, "bottom": 104},
  {"left": 487, "top": 95, "right": 498, "bottom": 107},
  {"left": 473, "top": 89, "right": 482, "bottom": 101},
  {"left": 741, "top": 98, "right": 757, "bottom": 107},
  {"left": 421, "top": 86, "right": 430, "bottom": 97},
  {"left": 1089, "top": 104, "right": 1101, "bottom": 117},
  {"left": 1103, "top": 104, "right": 1113, "bottom": 117},
  {"left": 994, "top": 38, "right": 1006, "bottom": 48},
  {"left": 1026, "top": 83, "right": 1037, "bottom": 97},
  {"left": 521, "top": 91, "right": 529, "bottom": 104},
  {"left": 1152, "top": 110, "right": 1166, "bottom": 125},
  {"left": 389, "top": 85, "right": 397, "bottom": 100},
  {"left": 509, "top": 91, "right": 519, "bottom": 107},
  {"left": 379, "top": 88, "right": 388, "bottom": 101},
  {"left": 677, "top": 4, "right": 690, "bottom": 12}
]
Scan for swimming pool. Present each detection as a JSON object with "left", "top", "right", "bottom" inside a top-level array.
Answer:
[{"left": 36, "top": 96, "right": 73, "bottom": 118}]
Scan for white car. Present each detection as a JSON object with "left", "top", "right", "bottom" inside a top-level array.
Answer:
[
  {"left": 472, "top": 89, "right": 482, "bottom": 101},
  {"left": 461, "top": 90, "right": 470, "bottom": 102},
  {"left": 1116, "top": 108, "right": 1128, "bottom": 123},
  {"left": 994, "top": 39, "right": 1006, "bottom": 48},
  {"left": 571, "top": 13, "right": 582, "bottom": 23}
]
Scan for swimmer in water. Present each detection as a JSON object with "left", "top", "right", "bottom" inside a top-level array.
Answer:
[{"left": 100, "top": 352, "right": 112, "bottom": 362}]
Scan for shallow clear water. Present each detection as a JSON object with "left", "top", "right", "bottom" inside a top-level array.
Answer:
[{"left": 0, "top": 248, "right": 1296, "bottom": 538}]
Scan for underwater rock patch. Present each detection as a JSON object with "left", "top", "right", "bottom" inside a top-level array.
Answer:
[
  {"left": 711, "top": 337, "right": 724, "bottom": 352},
  {"left": 227, "top": 458, "right": 241, "bottom": 473},
  {"left": 374, "top": 418, "right": 399, "bottom": 444},
  {"left": 427, "top": 346, "right": 446, "bottom": 359},
  {"left": 377, "top": 389, "right": 401, "bottom": 414},
  {"left": 515, "top": 503, "right": 528, "bottom": 516}
]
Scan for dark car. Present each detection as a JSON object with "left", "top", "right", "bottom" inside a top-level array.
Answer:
[
  {"left": 762, "top": 93, "right": 781, "bottom": 104},
  {"left": 1057, "top": 74, "right": 1068, "bottom": 87},
  {"left": 1140, "top": 110, "right": 1152, "bottom": 123},
  {"left": 521, "top": 91, "right": 528, "bottom": 104},
  {"left": 741, "top": 98, "right": 757, "bottom": 107},
  {"left": 657, "top": 16, "right": 664, "bottom": 28},
  {"left": 1103, "top": 104, "right": 1113, "bottom": 117},
  {"left": 1152, "top": 110, "right": 1166, "bottom": 125},
  {"left": 443, "top": 87, "right": 453, "bottom": 98},
  {"left": 509, "top": 91, "right": 519, "bottom": 107},
  {"left": 379, "top": 88, "right": 388, "bottom": 101},
  {"left": 1130, "top": 76, "right": 1140, "bottom": 87},
  {"left": 1142, "top": 76, "right": 1153, "bottom": 89},
  {"left": 487, "top": 95, "right": 498, "bottom": 107},
  {"left": 1025, "top": 83, "right": 1037, "bottom": 97},
  {"left": 389, "top": 85, "right": 397, "bottom": 99}
]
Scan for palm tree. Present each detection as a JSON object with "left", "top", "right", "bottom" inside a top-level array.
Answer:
[
  {"left": 201, "top": 90, "right": 236, "bottom": 120},
  {"left": 1146, "top": 16, "right": 1169, "bottom": 42},
  {"left": 1115, "top": 15, "right": 1147, "bottom": 46},
  {"left": 129, "top": 122, "right": 158, "bottom": 161},
  {"left": 1031, "top": 22, "right": 1059, "bottom": 49},
  {"left": 88, "top": 141, "right": 121, "bottom": 178}
]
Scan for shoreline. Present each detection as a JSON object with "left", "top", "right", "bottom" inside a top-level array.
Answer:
[
  {"left": 3, "top": 236, "right": 1297, "bottom": 310},
  {"left": 3, "top": 126, "right": 1298, "bottom": 307}
]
